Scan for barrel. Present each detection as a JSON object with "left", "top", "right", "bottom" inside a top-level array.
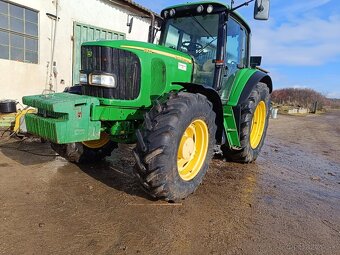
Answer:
[{"left": 0, "top": 100, "right": 17, "bottom": 113}]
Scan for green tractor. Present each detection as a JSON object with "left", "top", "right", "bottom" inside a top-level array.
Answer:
[{"left": 23, "top": 0, "right": 272, "bottom": 202}]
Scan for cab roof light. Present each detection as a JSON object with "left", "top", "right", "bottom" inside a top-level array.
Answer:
[
  {"left": 207, "top": 5, "right": 214, "bottom": 13},
  {"left": 169, "top": 9, "right": 176, "bottom": 17},
  {"left": 163, "top": 10, "right": 168, "bottom": 18},
  {"left": 197, "top": 5, "right": 204, "bottom": 13}
]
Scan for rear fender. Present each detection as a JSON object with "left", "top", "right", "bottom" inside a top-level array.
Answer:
[
  {"left": 228, "top": 70, "right": 272, "bottom": 145},
  {"left": 228, "top": 70, "right": 272, "bottom": 107}
]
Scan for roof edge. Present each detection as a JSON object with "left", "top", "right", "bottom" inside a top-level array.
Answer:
[{"left": 107, "top": 0, "right": 161, "bottom": 18}]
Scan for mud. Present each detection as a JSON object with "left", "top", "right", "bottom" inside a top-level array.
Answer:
[{"left": 0, "top": 110, "right": 339, "bottom": 255}]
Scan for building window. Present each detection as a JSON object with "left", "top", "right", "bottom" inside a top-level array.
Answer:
[{"left": 0, "top": 0, "right": 38, "bottom": 63}]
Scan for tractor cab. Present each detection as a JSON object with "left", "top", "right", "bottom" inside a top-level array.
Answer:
[
  {"left": 159, "top": 9, "right": 220, "bottom": 87},
  {"left": 159, "top": 1, "right": 269, "bottom": 91}
]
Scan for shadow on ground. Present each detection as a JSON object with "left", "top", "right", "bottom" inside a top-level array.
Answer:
[
  {"left": 0, "top": 138, "right": 57, "bottom": 165},
  {"left": 58, "top": 144, "right": 155, "bottom": 201}
]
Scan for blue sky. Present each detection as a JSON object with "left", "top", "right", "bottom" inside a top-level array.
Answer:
[{"left": 134, "top": 0, "right": 340, "bottom": 98}]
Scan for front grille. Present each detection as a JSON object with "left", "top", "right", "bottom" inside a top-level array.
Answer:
[{"left": 81, "top": 46, "right": 141, "bottom": 100}]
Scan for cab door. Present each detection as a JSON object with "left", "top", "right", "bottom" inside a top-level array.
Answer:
[{"left": 221, "top": 16, "right": 249, "bottom": 102}]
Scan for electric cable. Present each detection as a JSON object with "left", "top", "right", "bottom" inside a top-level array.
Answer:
[{"left": 0, "top": 137, "right": 57, "bottom": 157}]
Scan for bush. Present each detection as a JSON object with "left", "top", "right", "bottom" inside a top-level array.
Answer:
[{"left": 271, "top": 88, "right": 326, "bottom": 111}]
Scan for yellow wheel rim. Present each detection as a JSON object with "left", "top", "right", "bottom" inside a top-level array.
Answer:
[
  {"left": 250, "top": 101, "right": 266, "bottom": 149},
  {"left": 82, "top": 132, "right": 110, "bottom": 149},
  {"left": 177, "top": 119, "right": 209, "bottom": 181}
]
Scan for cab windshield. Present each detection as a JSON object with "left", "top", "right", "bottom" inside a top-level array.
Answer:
[{"left": 160, "top": 14, "right": 221, "bottom": 87}]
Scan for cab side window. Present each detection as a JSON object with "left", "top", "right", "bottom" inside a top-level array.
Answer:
[{"left": 226, "top": 18, "right": 248, "bottom": 77}]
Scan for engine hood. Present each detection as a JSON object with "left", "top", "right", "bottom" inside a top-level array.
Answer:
[
  {"left": 81, "top": 40, "right": 194, "bottom": 108},
  {"left": 82, "top": 40, "right": 193, "bottom": 65}
]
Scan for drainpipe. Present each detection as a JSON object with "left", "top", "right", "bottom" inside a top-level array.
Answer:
[
  {"left": 48, "top": 0, "right": 59, "bottom": 92},
  {"left": 148, "top": 12, "right": 155, "bottom": 43}
]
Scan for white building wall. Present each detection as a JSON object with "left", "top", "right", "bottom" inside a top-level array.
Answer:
[{"left": 0, "top": 0, "right": 151, "bottom": 104}]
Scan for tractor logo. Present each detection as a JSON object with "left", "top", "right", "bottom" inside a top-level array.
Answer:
[{"left": 86, "top": 50, "right": 93, "bottom": 58}]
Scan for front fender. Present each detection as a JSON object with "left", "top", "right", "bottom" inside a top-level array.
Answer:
[{"left": 173, "top": 82, "right": 224, "bottom": 144}]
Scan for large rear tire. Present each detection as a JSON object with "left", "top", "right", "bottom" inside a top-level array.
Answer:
[
  {"left": 133, "top": 92, "right": 217, "bottom": 202},
  {"left": 222, "top": 82, "right": 270, "bottom": 163},
  {"left": 51, "top": 133, "right": 117, "bottom": 163}
]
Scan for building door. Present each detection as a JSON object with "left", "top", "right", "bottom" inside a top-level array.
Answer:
[{"left": 72, "top": 22, "right": 125, "bottom": 85}]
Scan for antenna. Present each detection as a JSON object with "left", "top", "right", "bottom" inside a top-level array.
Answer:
[
  {"left": 231, "top": 0, "right": 255, "bottom": 11},
  {"left": 231, "top": 0, "right": 235, "bottom": 9}
]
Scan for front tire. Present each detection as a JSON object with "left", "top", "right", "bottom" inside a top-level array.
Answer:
[
  {"left": 133, "top": 92, "right": 217, "bottom": 202},
  {"left": 222, "top": 82, "right": 270, "bottom": 163},
  {"left": 51, "top": 133, "right": 117, "bottom": 163}
]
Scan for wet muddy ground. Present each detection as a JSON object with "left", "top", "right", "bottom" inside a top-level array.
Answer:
[{"left": 0, "top": 110, "right": 339, "bottom": 255}]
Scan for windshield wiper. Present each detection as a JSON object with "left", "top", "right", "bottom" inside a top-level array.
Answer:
[
  {"left": 191, "top": 15, "right": 213, "bottom": 39},
  {"left": 198, "top": 37, "right": 217, "bottom": 54},
  {"left": 189, "top": 15, "right": 216, "bottom": 55}
]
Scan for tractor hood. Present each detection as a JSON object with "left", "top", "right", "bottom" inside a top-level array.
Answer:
[
  {"left": 81, "top": 40, "right": 194, "bottom": 108},
  {"left": 82, "top": 40, "right": 193, "bottom": 65}
]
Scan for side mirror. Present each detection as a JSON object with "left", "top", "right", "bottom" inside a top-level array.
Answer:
[
  {"left": 250, "top": 56, "right": 262, "bottom": 68},
  {"left": 127, "top": 17, "right": 134, "bottom": 33},
  {"left": 254, "top": 0, "right": 270, "bottom": 20}
]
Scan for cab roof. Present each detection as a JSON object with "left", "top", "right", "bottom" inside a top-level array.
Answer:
[{"left": 162, "top": 1, "right": 251, "bottom": 34}]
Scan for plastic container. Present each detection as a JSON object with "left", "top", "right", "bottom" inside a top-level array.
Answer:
[{"left": 271, "top": 108, "right": 278, "bottom": 119}]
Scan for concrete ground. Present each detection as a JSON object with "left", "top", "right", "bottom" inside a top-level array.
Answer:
[{"left": 0, "top": 110, "right": 339, "bottom": 255}]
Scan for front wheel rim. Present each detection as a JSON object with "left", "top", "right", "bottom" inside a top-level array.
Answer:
[
  {"left": 82, "top": 132, "right": 110, "bottom": 149},
  {"left": 250, "top": 101, "right": 267, "bottom": 149},
  {"left": 177, "top": 119, "right": 209, "bottom": 181}
]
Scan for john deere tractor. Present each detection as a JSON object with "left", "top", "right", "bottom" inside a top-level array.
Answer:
[{"left": 23, "top": 0, "right": 272, "bottom": 202}]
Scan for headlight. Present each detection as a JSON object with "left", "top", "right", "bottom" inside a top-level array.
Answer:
[
  {"left": 79, "top": 73, "right": 87, "bottom": 84},
  {"left": 90, "top": 74, "right": 116, "bottom": 88}
]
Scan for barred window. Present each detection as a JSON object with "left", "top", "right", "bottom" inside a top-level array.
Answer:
[{"left": 0, "top": 1, "right": 38, "bottom": 63}]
